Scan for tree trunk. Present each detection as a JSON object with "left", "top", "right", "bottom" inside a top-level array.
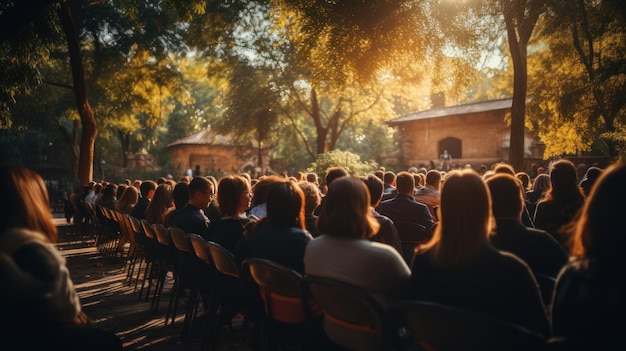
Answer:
[
  {"left": 57, "top": 0, "right": 97, "bottom": 185},
  {"left": 504, "top": 7, "right": 530, "bottom": 172},
  {"left": 310, "top": 89, "right": 328, "bottom": 154}
]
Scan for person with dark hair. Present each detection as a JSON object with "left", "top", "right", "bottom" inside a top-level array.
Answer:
[
  {"left": 381, "top": 171, "right": 397, "bottom": 202},
  {"left": 164, "top": 181, "right": 189, "bottom": 227},
  {"left": 414, "top": 169, "right": 442, "bottom": 221},
  {"left": 168, "top": 176, "right": 214, "bottom": 239},
  {"left": 304, "top": 177, "right": 409, "bottom": 350},
  {"left": 247, "top": 175, "right": 284, "bottom": 219},
  {"left": 534, "top": 159, "right": 586, "bottom": 248},
  {"left": 313, "top": 166, "right": 349, "bottom": 216},
  {"left": 486, "top": 173, "right": 568, "bottom": 279},
  {"left": 96, "top": 183, "right": 118, "bottom": 210},
  {"left": 409, "top": 169, "right": 550, "bottom": 336},
  {"left": 378, "top": 171, "right": 436, "bottom": 263},
  {"left": 0, "top": 165, "right": 122, "bottom": 350},
  {"left": 237, "top": 180, "right": 312, "bottom": 274},
  {"left": 130, "top": 180, "right": 157, "bottom": 220},
  {"left": 361, "top": 174, "right": 402, "bottom": 254},
  {"left": 579, "top": 166, "right": 603, "bottom": 197},
  {"left": 551, "top": 163, "right": 626, "bottom": 349},
  {"left": 207, "top": 175, "right": 255, "bottom": 254}
]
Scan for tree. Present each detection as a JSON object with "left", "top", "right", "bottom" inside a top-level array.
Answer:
[
  {"left": 496, "top": 0, "right": 546, "bottom": 171},
  {"left": 530, "top": 0, "right": 626, "bottom": 159}
]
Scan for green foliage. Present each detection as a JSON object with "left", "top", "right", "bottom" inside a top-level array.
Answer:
[{"left": 308, "top": 150, "right": 378, "bottom": 185}]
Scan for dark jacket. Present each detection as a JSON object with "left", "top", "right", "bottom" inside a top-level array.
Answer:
[
  {"left": 370, "top": 209, "right": 402, "bottom": 255},
  {"left": 130, "top": 197, "right": 150, "bottom": 220},
  {"left": 168, "top": 204, "right": 210, "bottom": 239},
  {"left": 236, "top": 221, "right": 312, "bottom": 274},
  {"left": 410, "top": 244, "right": 550, "bottom": 336},
  {"left": 378, "top": 194, "right": 436, "bottom": 240},
  {"left": 490, "top": 218, "right": 569, "bottom": 278}
]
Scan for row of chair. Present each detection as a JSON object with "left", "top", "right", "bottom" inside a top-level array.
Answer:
[{"left": 86, "top": 206, "right": 559, "bottom": 351}]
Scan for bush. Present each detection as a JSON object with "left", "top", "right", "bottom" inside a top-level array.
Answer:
[{"left": 308, "top": 150, "right": 378, "bottom": 186}]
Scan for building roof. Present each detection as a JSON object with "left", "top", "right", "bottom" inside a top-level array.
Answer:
[
  {"left": 387, "top": 98, "right": 513, "bottom": 125},
  {"left": 166, "top": 128, "right": 236, "bottom": 148}
]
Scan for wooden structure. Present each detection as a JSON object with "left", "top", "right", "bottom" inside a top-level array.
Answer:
[
  {"left": 385, "top": 98, "right": 546, "bottom": 170},
  {"left": 166, "top": 129, "right": 271, "bottom": 176}
]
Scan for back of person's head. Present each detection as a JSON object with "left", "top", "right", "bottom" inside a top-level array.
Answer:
[
  {"left": 361, "top": 174, "right": 384, "bottom": 206},
  {"left": 425, "top": 170, "right": 442, "bottom": 188},
  {"left": 383, "top": 171, "right": 396, "bottom": 185},
  {"left": 172, "top": 182, "right": 190, "bottom": 209},
  {"left": 324, "top": 167, "right": 349, "bottom": 188},
  {"left": 101, "top": 183, "right": 117, "bottom": 200},
  {"left": 217, "top": 175, "right": 250, "bottom": 216},
  {"left": 306, "top": 172, "right": 319, "bottom": 184},
  {"left": 421, "top": 169, "right": 492, "bottom": 267},
  {"left": 584, "top": 166, "right": 602, "bottom": 182},
  {"left": 395, "top": 171, "right": 415, "bottom": 195},
  {"left": 546, "top": 159, "right": 584, "bottom": 202},
  {"left": 0, "top": 165, "right": 57, "bottom": 242},
  {"left": 266, "top": 180, "right": 306, "bottom": 230},
  {"left": 493, "top": 163, "right": 515, "bottom": 175},
  {"left": 515, "top": 172, "right": 531, "bottom": 191},
  {"left": 532, "top": 173, "right": 551, "bottom": 192},
  {"left": 485, "top": 173, "right": 524, "bottom": 220},
  {"left": 157, "top": 177, "right": 166, "bottom": 185},
  {"left": 116, "top": 185, "right": 139, "bottom": 213},
  {"left": 145, "top": 183, "right": 173, "bottom": 224},
  {"left": 317, "top": 177, "right": 379, "bottom": 239},
  {"left": 374, "top": 170, "right": 384, "bottom": 181},
  {"left": 298, "top": 181, "right": 321, "bottom": 216},
  {"left": 571, "top": 163, "right": 626, "bottom": 261},
  {"left": 139, "top": 180, "right": 157, "bottom": 198},
  {"left": 251, "top": 175, "right": 284, "bottom": 208},
  {"left": 116, "top": 184, "right": 128, "bottom": 199}
]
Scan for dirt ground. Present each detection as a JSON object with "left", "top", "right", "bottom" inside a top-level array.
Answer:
[{"left": 55, "top": 216, "right": 253, "bottom": 351}]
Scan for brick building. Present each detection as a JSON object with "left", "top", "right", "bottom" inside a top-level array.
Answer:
[
  {"left": 385, "top": 98, "right": 546, "bottom": 170},
  {"left": 166, "top": 128, "right": 271, "bottom": 177}
]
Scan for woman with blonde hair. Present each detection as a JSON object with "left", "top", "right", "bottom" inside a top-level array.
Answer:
[
  {"left": 115, "top": 185, "right": 139, "bottom": 215},
  {"left": 409, "top": 169, "right": 550, "bottom": 336},
  {"left": 0, "top": 165, "right": 122, "bottom": 350}
]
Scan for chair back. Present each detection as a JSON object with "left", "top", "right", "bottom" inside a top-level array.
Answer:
[
  {"left": 243, "top": 258, "right": 312, "bottom": 324},
  {"left": 394, "top": 221, "right": 431, "bottom": 263},
  {"left": 303, "top": 275, "right": 388, "bottom": 350},
  {"left": 169, "top": 226, "right": 191, "bottom": 253},
  {"left": 534, "top": 273, "right": 556, "bottom": 307},
  {"left": 387, "top": 300, "right": 547, "bottom": 351},
  {"left": 206, "top": 241, "right": 240, "bottom": 279}
]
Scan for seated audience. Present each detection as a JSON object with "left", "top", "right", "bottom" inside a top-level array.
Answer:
[
  {"left": 0, "top": 165, "right": 122, "bottom": 350},
  {"left": 130, "top": 180, "right": 157, "bottom": 220},
  {"left": 533, "top": 159, "right": 585, "bottom": 248},
  {"left": 298, "top": 181, "right": 322, "bottom": 238},
  {"left": 144, "top": 182, "right": 174, "bottom": 225},
  {"left": 207, "top": 175, "right": 255, "bottom": 254},
  {"left": 168, "top": 176, "right": 213, "bottom": 239},
  {"left": 378, "top": 171, "right": 436, "bottom": 262},
  {"left": 237, "top": 180, "right": 312, "bottom": 274},
  {"left": 361, "top": 174, "right": 402, "bottom": 255},
  {"left": 551, "top": 163, "right": 626, "bottom": 349},
  {"left": 486, "top": 173, "right": 569, "bottom": 279},
  {"left": 304, "top": 177, "right": 410, "bottom": 351},
  {"left": 409, "top": 169, "right": 550, "bottom": 336}
]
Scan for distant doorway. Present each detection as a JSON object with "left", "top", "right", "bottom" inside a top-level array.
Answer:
[{"left": 439, "top": 138, "right": 462, "bottom": 169}]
